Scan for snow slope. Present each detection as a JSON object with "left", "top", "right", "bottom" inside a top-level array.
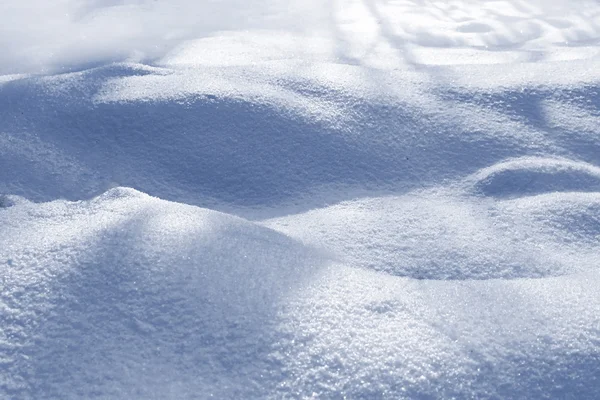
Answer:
[
  {"left": 2, "top": 0, "right": 600, "bottom": 398},
  {"left": 3, "top": 189, "right": 600, "bottom": 399},
  {"left": 1, "top": 188, "right": 322, "bottom": 398}
]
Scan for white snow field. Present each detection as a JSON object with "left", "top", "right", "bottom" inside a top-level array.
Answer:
[{"left": 2, "top": 0, "right": 600, "bottom": 398}]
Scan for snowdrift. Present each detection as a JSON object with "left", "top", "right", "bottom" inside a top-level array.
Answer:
[
  {"left": 0, "top": 188, "right": 321, "bottom": 398},
  {"left": 2, "top": 0, "right": 600, "bottom": 398},
  {"left": 2, "top": 188, "right": 599, "bottom": 398}
]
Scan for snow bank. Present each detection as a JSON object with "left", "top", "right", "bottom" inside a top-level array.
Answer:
[
  {"left": 275, "top": 264, "right": 600, "bottom": 399},
  {"left": 264, "top": 159, "right": 600, "bottom": 280},
  {"left": 3, "top": 60, "right": 600, "bottom": 215},
  {"left": 2, "top": 188, "right": 599, "bottom": 398},
  {"left": 0, "top": 188, "right": 321, "bottom": 398}
]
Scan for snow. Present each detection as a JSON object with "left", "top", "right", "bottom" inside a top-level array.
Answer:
[
  {"left": 1, "top": 0, "right": 600, "bottom": 398},
  {"left": 1, "top": 188, "right": 322, "bottom": 398},
  {"left": 264, "top": 188, "right": 600, "bottom": 280}
]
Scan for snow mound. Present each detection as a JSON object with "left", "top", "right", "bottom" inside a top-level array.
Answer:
[
  {"left": 3, "top": 189, "right": 600, "bottom": 399},
  {"left": 3, "top": 55, "right": 600, "bottom": 216},
  {"left": 498, "top": 192, "right": 600, "bottom": 246},
  {"left": 468, "top": 157, "right": 600, "bottom": 198},
  {"left": 263, "top": 184, "right": 600, "bottom": 280},
  {"left": 275, "top": 264, "right": 600, "bottom": 399},
  {"left": 0, "top": 188, "right": 321, "bottom": 398}
]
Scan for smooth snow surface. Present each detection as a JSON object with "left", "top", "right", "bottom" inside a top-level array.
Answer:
[{"left": 2, "top": 0, "right": 600, "bottom": 398}]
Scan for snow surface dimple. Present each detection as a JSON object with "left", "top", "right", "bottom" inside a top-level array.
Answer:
[
  {"left": 0, "top": 195, "right": 16, "bottom": 209},
  {"left": 467, "top": 157, "right": 600, "bottom": 198}
]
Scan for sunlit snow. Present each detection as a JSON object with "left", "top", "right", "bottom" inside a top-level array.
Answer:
[{"left": 1, "top": 0, "right": 600, "bottom": 398}]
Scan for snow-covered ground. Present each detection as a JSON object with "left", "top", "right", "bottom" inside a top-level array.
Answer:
[{"left": 2, "top": 0, "right": 600, "bottom": 398}]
